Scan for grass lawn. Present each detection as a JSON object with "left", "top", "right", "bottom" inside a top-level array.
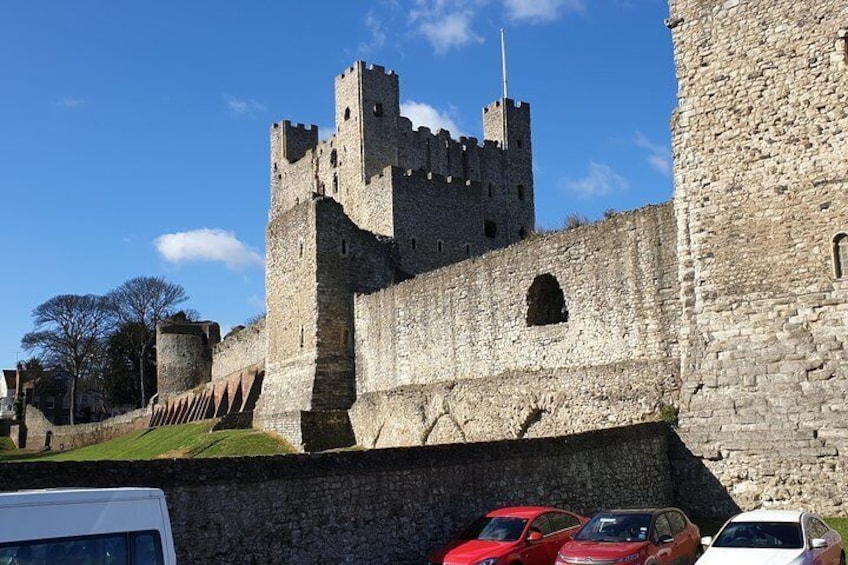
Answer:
[{"left": 0, "top": 420, "right": 294, "bottom": 462}]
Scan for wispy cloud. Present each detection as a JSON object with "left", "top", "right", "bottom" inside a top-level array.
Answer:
[
  {"left": 400, "top": 100, "right": 465, "bottom": 136},
  {"left": 634, "top": 132, "right": 672, "bottom": 176},
  {"left": 52, "top": 96, "right": 83, "bottom": 109},
  {"left": 224, "top": 94, "right": 266, "bottom": 116},
  {"left": 155, "top": 229, "right": 263, "bottom": 271},
  {"left": 562, "top": 162, "right": 629, "bottom": 198},
  {"left": 358, "top": 11, "right": 387, "bottom": 54},
  {"left": 418, "top": 10, "right": 483, "bottom": 54},
  {"left": 503, "top": 0, "right": 584, "bottom": 23}
]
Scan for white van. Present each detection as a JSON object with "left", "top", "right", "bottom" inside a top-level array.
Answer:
[{"left": 0, "top": 487, "right": 177, "bottom": 564}]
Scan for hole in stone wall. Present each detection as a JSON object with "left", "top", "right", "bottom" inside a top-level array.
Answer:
[
  {"left": 484, "top": 220, "right": 497, "bottom": 239},
  {"left": 519, "top": 227, "right": 528, "bottom": 240},
  {"left": 518, "top": 184, "right": 525, "bottom": 201},
  {"left": 526, "top": 273, "right": 568, "bottom": 326},
  {"left": 411, "top": 237, "right": 417, "bottom": 250},
  {"left": 298, "top": 239, "right": 304, "bottom": 259},
  {"left": 465, "top": 243, "right": 471, "bottom": 256},
  {"left": 341, "top": 239, "right": 348, "bottom": 256},
  {"left": 273, "top": 162, "right": 278, "bottom": 172},
  {"left": 516, "top": 138, "right": 523, "bottom": 149},
  {"left": 437, "top": 240, "right": 443, "bottom": 253},
  {"left": 373, "top": 103, "right": 384, "bottom": 117},
  {"left": 488, "top": 183, "right": 494, "bottom": 198},
  {"left": 330, "top": 149, "right": 337, "bottom": 167},
  {"left": 333, "top": 174, "right": 339, "bottom": 194},
  {"left": 299, "top": 327, "right": 304, "bottom": 348},
  {"left": 344, "top": 107, "right": 351, "bottom": 121},
  {"left": 834, "top": 233, "right": 848, "bottom": 278}
]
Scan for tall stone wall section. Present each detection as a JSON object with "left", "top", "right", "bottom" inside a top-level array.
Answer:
[
  {"left": 12, "top": 406, "right": 150, "bottom": 451},
  {"left": 211, "top": 318, "right": 266, "bottom": 382},
  {"left": 351, "top": 204, "right": 680, "bottom": 447},
  {"left": 670, "top": 0, "right": 848, "bottom": 514},
  {"left": 0, "top": 424, "right": 673, "bottom": 564}
]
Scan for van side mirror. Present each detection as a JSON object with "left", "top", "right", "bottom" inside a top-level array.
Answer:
[{"left": 811, "top": 538, "right": 828, "bottom": 550}]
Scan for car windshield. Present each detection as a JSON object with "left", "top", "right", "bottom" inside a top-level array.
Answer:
[
  {"left": 574, "top": 512, "right": 652, "bottom": 542},
  {"left": 713, "top": 522, "right": 803, "bottom": 549},
  {"left": 458, "top": 516, "right": 529, "bottom": 542}
]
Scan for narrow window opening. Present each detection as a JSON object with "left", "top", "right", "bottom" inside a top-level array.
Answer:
[
  {"left": 437, "top": 240, "right": 443, "bottom": 253},
  {"left": 519, "top": 227, "right": 528, "bottom": 240},
  {"left": 273, "top": 162, "right": 278, "bottom": 172},
  {"left": 516, "top": 138, "right": 523, "bottom": 149},
  {"left": 299, "top": 327, "right": 305, "bottom": 348},
  {"left": 344, "top": 107, "right": 351, "bottom": 121},
  {"left": 518, "top": 184, "right": 525, "bottom": 201},
  {"left": 484, "top": 220, "right": 497, "bottom": 239},
  {"left": 341, "top": 239, "right": 348, "bottom": 256},
  {"left": 373, "top": 103, "right": 384, "bottom": 117},
  {"left": 411, "top": 237, "right": 417, "bottom": 250},
  {"left": 465, "top": 243, "right": 471, "bottom": 257},
  {"left": 333, "top": 174, "right": 339, "bottom": 194},
  {"left": 835, "top": 233, "right": 848, "bottom": 279},
  {"left": 298, "top": 240, "right": 304, "bottom": 259},
  {"left": 330, "top": 149, "right": 337, "bottom": 167},
  {"left": 526, "top": 274, "right": 568, "bottom": 326},
  {"left": 488, "top": 183, "right": 494, "bottom": 198}
]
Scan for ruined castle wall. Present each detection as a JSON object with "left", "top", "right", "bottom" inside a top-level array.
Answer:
[
  {"left": 13, "top": 406, "right": 149, "bottom": 451},
  {"left": 670, "top": 0, "right": 848, "bottom": 514},
  {"left": 0, "top": 424, "right": 673, "bottom": 564},
  {"left": 353, "top": 203, "right": 679, "bottom": 397},
  {"left": 211, "top": 318, "right": 266, "bottom": 382},
  {"left": 257, "top": 202, "right": 318, "bottom": 428}
]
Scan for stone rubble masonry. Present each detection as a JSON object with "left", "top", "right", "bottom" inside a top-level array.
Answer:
[
  {"left": 155, "top": 320, "right": 220, "bottom": 399},
  {"left": 211, "top": 318, "right": 265, "bottom": 382},
  {"left": 0, "top": 424, "right": 673, "bottom": 564},
  {"left": 670, "top": 0, "right": 848, "bottom": 513},
  {"left": 11, "top": 405, "right": 149, "bottom": 451}
]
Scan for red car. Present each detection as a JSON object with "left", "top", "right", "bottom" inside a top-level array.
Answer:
[
  {"left": 428, "top": 506, "right": 588, "bottom": 565},
  {"left": 555, "top": 508, "right": 701, "bottom": 565}
]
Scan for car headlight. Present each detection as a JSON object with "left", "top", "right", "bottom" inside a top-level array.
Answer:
[
  {"left": 618, "top": 553, "right": 641, "bottom": 563},
  {"left": 474, "top": 559, "right": 500, "bottom": 565}
]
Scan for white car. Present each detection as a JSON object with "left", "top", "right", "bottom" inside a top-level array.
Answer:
[{"left": 698, "top": 510, "right": 844, "bottom": 565}]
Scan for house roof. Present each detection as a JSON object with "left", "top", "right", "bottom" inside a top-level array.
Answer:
[{"left": 2, "top": 370, "right": 15, "bottom": 390}]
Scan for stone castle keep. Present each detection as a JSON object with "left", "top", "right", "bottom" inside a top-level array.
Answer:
[{"left": 153, "top": 0, "right": 848, "bottom": 514}]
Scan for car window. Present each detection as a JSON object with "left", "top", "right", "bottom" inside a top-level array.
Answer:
[
  {"left": 667, "top": 511, "right": 687, "bottom": 535},
  {"left": 548, "top": 512, "right": 581, "bottom": 533},
  {"left": 530, "top": 515, "right": 554, "bottom": 536},
  {"left": 654, "top": 514, "right": 673, "bottom": 539},
  {"left": 810, "top": 518, "right": 830, "bottom": 540},
  {"left": 713, "top": 521, "right": 803, "bottom": 549},
  {"left": 459, "top": 516, "right": 529, "bottom": 542}
]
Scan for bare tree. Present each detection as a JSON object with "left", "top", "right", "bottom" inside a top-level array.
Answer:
[
  {"left": 21, "top": 295, "right": 114, "bottom": 424},
  {"left": 107, "top": 277, "right": 189, "bottom": 407}
]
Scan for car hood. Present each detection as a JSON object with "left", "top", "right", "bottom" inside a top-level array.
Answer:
[
  {"left": 429, "top": 539, "right": 515, "bottom": 564},
  {"left": 558, "top": 540, "right": 650, "bottom": 560},
  {"left": 698, "top": 547, "right": 806, "bottom": 565}
]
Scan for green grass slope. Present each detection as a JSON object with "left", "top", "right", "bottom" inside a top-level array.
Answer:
[{"left": 0, "top": 420, "right": 294, "bottom": 462}]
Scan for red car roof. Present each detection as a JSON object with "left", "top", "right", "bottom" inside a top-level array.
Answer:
[{"left": 486, "top": 506, "right": 568, "bottom": 519}]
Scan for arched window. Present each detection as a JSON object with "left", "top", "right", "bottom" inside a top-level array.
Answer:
[
  {"left": 344, "top": 107, "right": 351, "bottom": 121},
  {"left": 526, "top": 274, "right": 568, "bottom": 326},
  {"left": 517, "top": 184, "right": 525, "bottom": 201},
  {"left": 835, "top": 233, "right": 848, "bottom": 279}
]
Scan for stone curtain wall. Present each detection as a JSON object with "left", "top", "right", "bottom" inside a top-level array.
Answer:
[
  {"left": 0, "top": 424, "right": 673, "bottom": 564},
  {"left": 670, "top": 0, "right": 848, "bottom": 512},
  {"left": 211, "top": 318, "right": 266, "bottom": 382},
  {"left": 12, "top": 406, "right": 149, "bottom": 450},
  {"left": 350, "top": 361, "right": 679, "bottom": 448},
  {"left": 354, "top": 203, "right": 679, "bottom": 394}
]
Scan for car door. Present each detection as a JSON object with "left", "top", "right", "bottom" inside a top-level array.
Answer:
[
  {"left": 544, "top": 512, "right": 583, "bottom": 556},
  {"left": 654, "top": 513, "right": 692, "bottom": 565},
  {"left": 667, "top": 510, "right": 698, "bottom": 564},
  {"left": 807, "top": 516, "right": 840, "bottom": 565},
  {"left": 521, "top": 514, "right": 556, "bottom": 565}
]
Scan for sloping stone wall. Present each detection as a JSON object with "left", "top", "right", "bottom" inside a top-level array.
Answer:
[
  {"left": 12, "top": 406, "right": 149, "bottom": 451},
  {"left": 0, "top": 424, "right": 672, "bottom": 564}
]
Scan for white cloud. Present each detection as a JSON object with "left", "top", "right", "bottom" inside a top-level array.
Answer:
[
  {"left": 400, "top": 100, "right": 464, "bottom": 136},
  {"left": 503, "top": 0, "right": 584, "bottom": 22},
  {"left": 419, "top": 11, "right": 482, "bottom": 54},
  {"left": 563, "top": 162, "right": 629, "bottom": 198},
  {"left": 358, "top": 11, "right": 386, "bottom": 54},
  {"left": 224, "top": 94, "right": 266, "bottom": 116},
  {"left": 635, "top": 132, "right": 672, "bottom": 176},
  {"left": 155, "top": 229, "right": 263, "bottom": 271},
  {"left": 53, "top": 97, "right": 82, "bottom": 109}
]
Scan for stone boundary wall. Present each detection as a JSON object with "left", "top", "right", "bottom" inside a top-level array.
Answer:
[
  {"left": 12, "top": 406, "right": 149, "bottom": 451},
  {"left": 0, "top": 424, "right": 672, "bottom": 564},
  {"left": 211, "top": 319, "right": 266, "bottom": 382},
  {"left": 354, "top": 203, "right": 679, "bottom": 393}
]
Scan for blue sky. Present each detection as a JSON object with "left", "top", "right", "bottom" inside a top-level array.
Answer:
[{"left": 0, "top": 0, "right": 677, "bottom": 367}]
